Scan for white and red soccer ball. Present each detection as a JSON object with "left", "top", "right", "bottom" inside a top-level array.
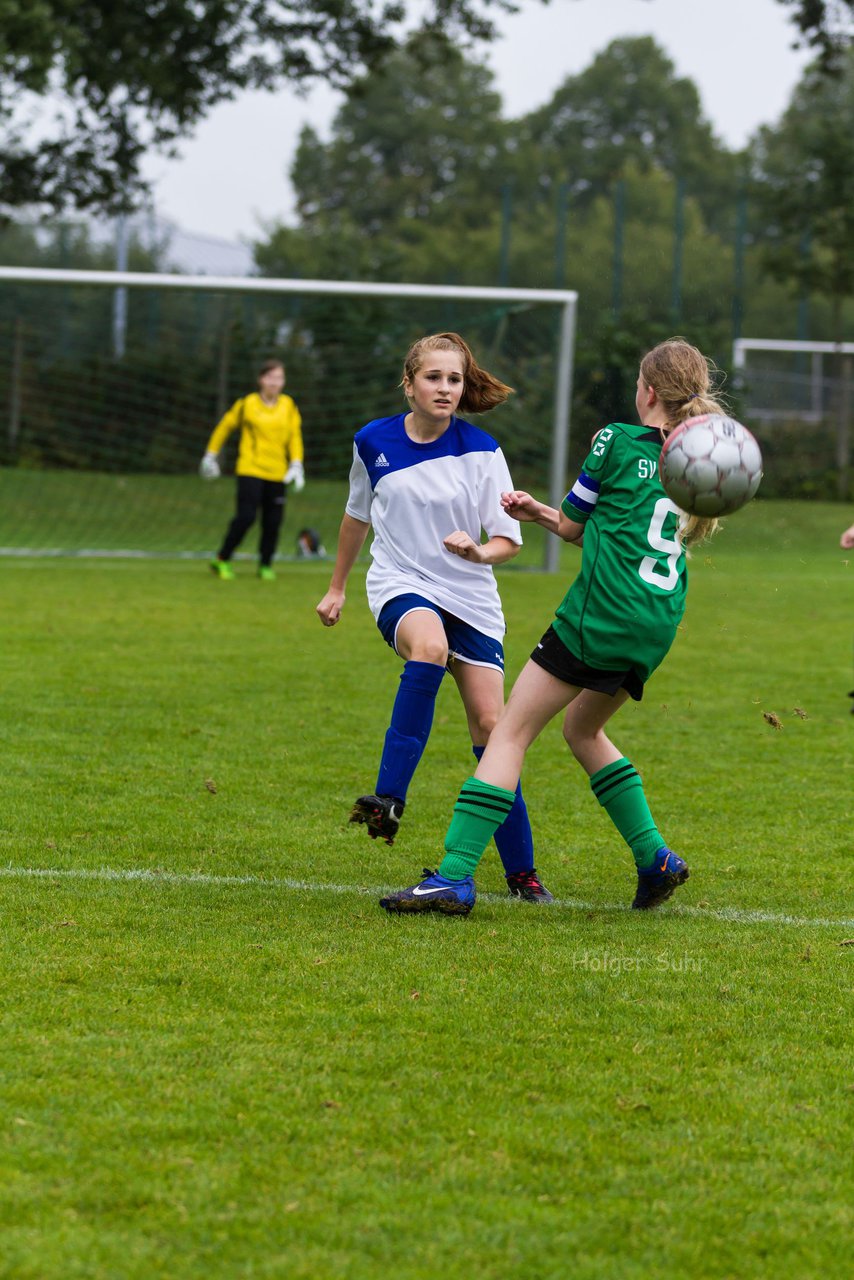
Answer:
[{"left": 659, "top": 414, "right": 763, "bottom": 517}]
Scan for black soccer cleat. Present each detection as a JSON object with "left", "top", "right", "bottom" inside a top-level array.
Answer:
[
  {"left": 632, "top": 847, "right": 690, "bottom": 910},
  {"left": 349, "top": 793, "right": 405, "bottom": 845},
  {"left": 506, "top": 868, "right": 555, "bottom": 903}
]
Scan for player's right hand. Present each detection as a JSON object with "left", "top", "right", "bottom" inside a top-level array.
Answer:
[
  {"left": 316, "top": 589, "right": 345, "bottom": 627},
  {"left": 199, "top": 452, "right": 220, "bottom": 480}
]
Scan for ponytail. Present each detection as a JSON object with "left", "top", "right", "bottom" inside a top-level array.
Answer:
[{"left": 640, "top": 338, "right": 730, "bottom": 547}]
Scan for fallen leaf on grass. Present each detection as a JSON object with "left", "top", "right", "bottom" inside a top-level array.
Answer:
[
  {"left": 616, "top": 1096, "right": 651, "bottom": 1111},
  {"left": 792, "top": 707, "right": 808, "bottom": 719},
  {"left": 321, "top": 1099, "right": 342, "bottom": 1110},
  {"left": 204, "top": 778, "right": 217, "bottom": 794},
  {"left": 836, "top": 939, "right": 854, "bottom": 947},
  {"left": 763, "top": 712, "right": 783, "bottom": 730}
]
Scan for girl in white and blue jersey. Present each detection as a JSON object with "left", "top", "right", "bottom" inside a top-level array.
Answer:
[{"left": 316, "top": 332, "right": 553, "bottom": 903}]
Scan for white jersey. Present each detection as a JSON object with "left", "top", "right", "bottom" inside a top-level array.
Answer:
[{"left": 345, "top": 413, "right": 522, "bottom": 642}]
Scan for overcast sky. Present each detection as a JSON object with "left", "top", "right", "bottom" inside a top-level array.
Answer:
[{"left": 142, "top": 0, "right": 813, "bottom": 245}]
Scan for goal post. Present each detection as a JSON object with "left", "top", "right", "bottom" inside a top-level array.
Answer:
[
  {"left": 0, "top": 267, "right": 577, "bottom": 571},
  {"left": 733, "top": 337, "right": 854, "bottom": 500}
]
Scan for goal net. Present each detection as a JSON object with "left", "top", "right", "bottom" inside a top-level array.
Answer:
[
  {"left": 733, "top": 338, "right": 854, "bottom": 499},
  {"left": 0, "top": 269, "right": 576, "bottom": 569}
]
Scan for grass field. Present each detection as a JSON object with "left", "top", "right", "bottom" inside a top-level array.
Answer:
[
  {"left": 0, "top": 469, "right": 551, "bottom": 569},
  {"left": 1, "top": 498, "right": 852, "bottom": 1278}
]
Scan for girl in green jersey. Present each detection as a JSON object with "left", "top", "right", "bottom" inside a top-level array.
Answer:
[{"left": 380, "top": 338, "right": 724, "bottom": 916}]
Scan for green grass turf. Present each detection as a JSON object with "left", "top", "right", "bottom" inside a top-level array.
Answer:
[
  {"left": 0, "top": 469, "right": 551, "bottom": 568},
  {"left": 1, "top": 500, "right": 851, "bottom": 1278}
]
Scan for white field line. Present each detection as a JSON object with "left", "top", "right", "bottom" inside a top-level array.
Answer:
[
  {"left": 0, "top": 548, "right": 329, "bottom": 562},
  {"left": 2, "top": 864, "right": 853, "bottom": 930}
]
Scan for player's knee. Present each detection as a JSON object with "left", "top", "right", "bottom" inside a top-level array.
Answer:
[
  {"left": 474, "top": 709, "right": 500, "bottom": 739},
  {"left": 409, "top": 639, "right": 449, "bottom": 666},
  {"left": 563, "top": 721, "right": 586, "bottom": 758}
]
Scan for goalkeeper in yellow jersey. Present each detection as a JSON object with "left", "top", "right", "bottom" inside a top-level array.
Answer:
[{"left": 200, "top": 359, "right": 305, "bottom": 581}]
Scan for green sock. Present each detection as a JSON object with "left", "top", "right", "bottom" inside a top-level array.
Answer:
[
  {"left": 438, "top": 777, "right": 517, "bottom": 880},
  {"left": 589, "top": 758, "right": 664, "bottom": 868}
]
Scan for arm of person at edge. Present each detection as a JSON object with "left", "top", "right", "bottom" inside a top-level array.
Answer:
[
  {"left": 500, "top": 490, "right": 584, "bottom": 547},
  {"left": 841, "top": 523, "right": 854, "bottom": 550},
  {"left": 442, "top": 531, "right": 521, "bottom": 565},
  {"left": 316, "top": 513, "right": 371, "bottom": 626}
]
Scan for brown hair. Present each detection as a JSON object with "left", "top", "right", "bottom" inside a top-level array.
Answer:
[
  {"left": 640, "top": 337, "right": 729, "bottom": 546},
  {"left": 401, "top": 332, "right": 513, "bottom": 414},
  {"left": 258, "top": 359, "right": 285, "bottom": 379}
]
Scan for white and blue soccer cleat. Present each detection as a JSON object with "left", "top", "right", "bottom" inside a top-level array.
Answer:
[{"left": 379, "top": 868, "right": 475, "bottom": 916}]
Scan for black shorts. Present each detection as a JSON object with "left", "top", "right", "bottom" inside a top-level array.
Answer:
[{"left": 530, "top": 625, "right": 645, "bottom": 702}]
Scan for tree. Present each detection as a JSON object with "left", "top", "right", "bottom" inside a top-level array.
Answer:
[
  {"left": 0, "top": 0, "right": 515, "bottom": 215},
  {"left": 294, "top": 40, "right": 506, "bottom": 227},
  {"left": 781, "top": 1, "right": 854, "bottom": 70},
  {"left": 258, "top": 36, "right": 509, "bottom": 281},
  {"left": 510, "top": 37, "right": 740, "bottom": 232},
  {"left": 751, "top": 45, "right": 854, "bottom": 340},
  {"left": 2, "top": 1, "right": 850, "bottom": 216}
]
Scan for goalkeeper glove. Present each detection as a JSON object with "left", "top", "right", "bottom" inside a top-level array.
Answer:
[
  {"left": 284, "top": 460, "right": 305, "bottom": 492},
  {"left": 199, "top": 452, "right": 221, "bottom": 480}
]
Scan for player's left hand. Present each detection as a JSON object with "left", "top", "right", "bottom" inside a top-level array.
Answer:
[
  {"left": 443, "top": 530, "right": 484, "bottom": 562},
  {"left": 501, "top": 490, "right": 540, "bottom": 522}
]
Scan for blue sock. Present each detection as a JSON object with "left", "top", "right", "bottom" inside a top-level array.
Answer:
[
  {"left": 472, "top": 744, "right": 534, "bottom": 876},
  {"left": 375, "top": 661, "right": 446, "bottom": 801}
]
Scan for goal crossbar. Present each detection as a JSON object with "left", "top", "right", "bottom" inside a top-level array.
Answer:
[
  {"left": 0, "top": 266, "right": 577, "bottom": 308},
  {"left": 734, "top": 337, "right": 854, "bottom": 366}
]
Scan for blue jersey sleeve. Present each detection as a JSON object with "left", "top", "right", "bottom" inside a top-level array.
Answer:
[{"left": 344, "top": 442, "right": 373, "bottom": 523}]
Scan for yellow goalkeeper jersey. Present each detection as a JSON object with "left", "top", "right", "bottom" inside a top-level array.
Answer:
[{"left": 206, "top": 393, "right": 304, "bottom": 482}]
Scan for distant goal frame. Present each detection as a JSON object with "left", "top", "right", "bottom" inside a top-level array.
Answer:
[
  {"left": 0, "top": 266, "right": 578, "bottom": 573},
  {"left": 733, "top": 336, "right": 854, "bottom": 498},
  {"left": 733, "top": 336, "right": 854, "bottom": 424}
]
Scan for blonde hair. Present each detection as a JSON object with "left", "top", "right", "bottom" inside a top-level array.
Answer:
[
  {"left": 640, "top": 337, "right": 728, "bottom": 547},
  {"left": 401, "top": 332, "right": 513, "bottom": 414}
]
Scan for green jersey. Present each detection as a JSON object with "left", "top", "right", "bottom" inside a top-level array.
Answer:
[{"left": 554, "top": 422, "right": 687, "bottom": 683}]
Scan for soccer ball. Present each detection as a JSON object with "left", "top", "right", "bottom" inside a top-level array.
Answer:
[{"left": 659, "top": 414, "right": 763, "bottom": 517}]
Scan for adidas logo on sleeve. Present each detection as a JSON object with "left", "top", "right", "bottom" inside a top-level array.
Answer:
[{"left": 374, "top": 452, "right": 389, "bottom": 467}]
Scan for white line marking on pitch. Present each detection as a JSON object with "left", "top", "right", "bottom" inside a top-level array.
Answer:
[{"left": 2, "top": 864, "right": 852, "bottom": 930}]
